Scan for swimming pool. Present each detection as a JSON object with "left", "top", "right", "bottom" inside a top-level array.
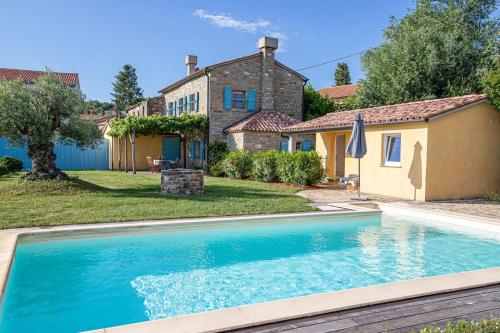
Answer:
[{"left": 1, "top": 211, "right": 499, "bottom": 333}]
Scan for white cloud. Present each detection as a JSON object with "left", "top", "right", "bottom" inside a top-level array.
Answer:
[
  {"left": 193, "top": 9, "right": 270, "bottom": 33},
  {"left": 193, "top": 9, "right": 289, "bottom": 52}
]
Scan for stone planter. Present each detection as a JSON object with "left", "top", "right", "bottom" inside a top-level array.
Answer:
[{"left": 161, "top": 169, "right": 204, "bottom": 196}]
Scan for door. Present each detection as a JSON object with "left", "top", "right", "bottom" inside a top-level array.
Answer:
[
  {"left": 334, "top": 134, "right": 345, "bottom": 177},
  {"left": 162, "top": 136, "right": 181, "bottom": 161}
]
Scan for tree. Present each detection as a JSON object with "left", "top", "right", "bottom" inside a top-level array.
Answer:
[
  {"left": 334, "top": 63, "right": 351, "bottom": 86},
  {"left": 483, "top": 67, "right": 500, "bottom": 110},
  {"left": 84, "top": 99, "right": 114, "bottom": 115},
  {"left": 0, "top": 73, "right": 102, "bottom": 180},
  {"left": 303, "top": 84, "right": 360, "bottom": 120},
  {"left": 111, "top": 64, "right": 144, "bottom": 110},
  {"left": 359, "top": 0, "right": 499, "bottom": 107}
]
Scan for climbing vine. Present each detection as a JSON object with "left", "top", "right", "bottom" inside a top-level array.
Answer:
[{"left": 107, "top": 113, "right": 208, "bottom": 139}]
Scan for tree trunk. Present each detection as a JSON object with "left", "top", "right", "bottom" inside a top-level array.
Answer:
[{"left": 23, "top": 142, "right": 68, "bottom": 180}]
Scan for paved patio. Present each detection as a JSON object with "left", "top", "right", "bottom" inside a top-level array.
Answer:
[{"left": 297, "top": 189, "right": 500, "bottom": 221}]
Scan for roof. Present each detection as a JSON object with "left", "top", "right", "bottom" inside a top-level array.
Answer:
[
  {"left": 158, "top": 53, "right": 307, "bottom": 93},
  {"left": 319, "top": 83, "right": 358, "bottom": 100},
  {"left": 284, "top": 94, "right": 488, "bottom": 133},
  {"left": 224, "top": 111, "right": 301, "bottom": 133},
  {"left": 0, "top": 68, "right": 80, "bottom": 86}
]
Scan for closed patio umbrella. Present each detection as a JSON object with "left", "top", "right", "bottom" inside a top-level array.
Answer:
[{"left": 346, "top": 113, "right": 367, "bottom": 200}]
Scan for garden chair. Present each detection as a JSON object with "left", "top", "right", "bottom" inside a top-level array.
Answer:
[{"left": 146, "top": 156, "right": 161, "bottom": 173}]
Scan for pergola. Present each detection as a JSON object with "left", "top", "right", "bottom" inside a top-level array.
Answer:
[{"left": 107, "top": 113, "right": 208, "bottom": 174}]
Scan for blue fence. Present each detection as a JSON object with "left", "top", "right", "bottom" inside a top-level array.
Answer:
[{"left": 0, "top": 138, "right": 109, "bottom": 170}]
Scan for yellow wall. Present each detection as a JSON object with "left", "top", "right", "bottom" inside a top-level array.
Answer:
[
  {"left": 316, "top": 123, "right": 429, "bottom": 200},
  {"left": 107, "top": 135, "right": 163, "bottom": 171},
  {"left": 426, "top": 103, "right": 500, "bottom": 200}
]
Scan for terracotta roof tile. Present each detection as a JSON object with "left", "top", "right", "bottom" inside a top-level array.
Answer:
[
  {"left": 0, "top": 68, "right": 79, "bottom": 86},
  {"left": 319, "top": 84, "right": 358, "bottom": 100},
  {"left": 224, "top": 111, "right": 301, "bottom": 133},
  {"left": 284, "top": 94, "right": 488, "bottom": 132}
]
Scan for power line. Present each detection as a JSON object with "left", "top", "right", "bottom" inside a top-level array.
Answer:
[{"left": 296, "top": 49, "right": 371, "bottom": 71}]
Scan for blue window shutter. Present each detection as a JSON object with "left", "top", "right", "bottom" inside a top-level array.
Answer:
[
  {"left": 195, "top": 92, "right": 199, "bottom": 112},
  {"left": 190, "top": 140, "right": 196, "bottom": 159},
  {"left": 223, "top": 86, "right": 232, "bottom": 110},
  {"left": 280, "top": 140, "right": 289, "bottom": 152},
  {"left": 174, "top": 100, "right": 178, "bottom": 116},
  {"left": 199, "top": 139, "right": 204, "bottom": 160},
  {"left": 247, "top": 89, "right": 256, "bottom": 112},
  {"left": 303, "top": 140, "right": 312, "bottom": 151}
]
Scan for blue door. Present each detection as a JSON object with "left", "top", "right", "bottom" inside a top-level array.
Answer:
[{"left": 162, "top": 136, "right": 181, "bottom": 161}]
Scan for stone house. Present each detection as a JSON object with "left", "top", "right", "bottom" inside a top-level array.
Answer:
[
  {"left": 106, "top": 36, "right": 314, "bottom": 171},
  {"left": 126, "top": 96, "right": 165, "bottom": 117}
]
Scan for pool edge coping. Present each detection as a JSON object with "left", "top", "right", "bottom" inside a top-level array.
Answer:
[{"left": 83, "top": 267, "right": 500, "bottom": 333}]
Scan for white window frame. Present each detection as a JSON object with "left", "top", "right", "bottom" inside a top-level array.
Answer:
[
  {"left": 383, "top": 134, "right": 401, "bottom": 167},
  {"left": 178, "top": 98, "right": 184, "bottom": 113}
]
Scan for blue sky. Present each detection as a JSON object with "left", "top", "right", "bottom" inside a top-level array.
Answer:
[{"left": 0, "top": 0, "right": 417, "bottom": 101}]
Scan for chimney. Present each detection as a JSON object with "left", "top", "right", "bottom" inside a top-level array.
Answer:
[
  {"left": 259, "top": 37, "right": 278, "bottom": 111},
  {"left": 185, "top": 55, "right": 197, "bottom": 76}
]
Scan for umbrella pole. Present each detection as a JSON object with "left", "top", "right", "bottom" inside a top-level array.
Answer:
[{"left": 358, "top": 158, "right": 361, "bottom": 199}]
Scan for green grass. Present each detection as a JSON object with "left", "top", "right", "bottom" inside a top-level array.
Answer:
[{"left": 0, "top": 171, "right": 315, "bottom": 229}]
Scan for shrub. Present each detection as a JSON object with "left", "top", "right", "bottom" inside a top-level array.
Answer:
[
  {"left": 276, "top": 152, "right": 295, "bottom": 183},
  {"left": 222, "top": 150, "right": 252, "bottom": 179},
  {"left": 276, "top": 151, "right": 324, "bottom": 186},
  {"left": 207, "top": 140, "right": 229, "bottom": 169},
  {"left": 0, "top": 164, "right": 8, "bottom": 176},
  {"left": 484, "top": 192, "right": 500, "bottom": 202},
  {"left": 0, "top": 156, "right": 23, "bottom": 172},
  {"left": 209, "top": 162, "right": 225, "bottom": 177},
  {"left": 252, "top": 150, "right": 279, "bottom": 182},
  {"left": 292, "top": 151, "right": 324, "bottom": 186}
]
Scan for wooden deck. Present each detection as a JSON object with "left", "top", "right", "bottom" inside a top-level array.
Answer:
[{"left": 230, "top": 284, "right": 500, "bottom": 333}]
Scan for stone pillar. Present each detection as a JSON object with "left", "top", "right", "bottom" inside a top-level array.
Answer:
[{"left": 259, "top": 37, "right": 278, "bottom": 111}]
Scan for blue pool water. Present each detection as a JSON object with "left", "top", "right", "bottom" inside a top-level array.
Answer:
[{"left": 1, "top": 213, "right": 499, "bottom": 333}]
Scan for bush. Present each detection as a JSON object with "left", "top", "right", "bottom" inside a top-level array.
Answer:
[
  {"left": 252, "top": 150, "right": 279, "bottom": 182},
  {"left": 0, "top": 156, "right": 23, "bottom": 172},
  {"left": 0, "top": 164, "right": 8, "bottom": 176},
  {"left": 207, "top": 140, "right": 229, "bottom": 169},
  {"left": 276, "top": 152, "right": 295, "bottom": 183},
  {"left": 209, "top": 162, "right": 225, "bottom": 177},
  {"left": 276, "top": 151, "right": 324, "bottom": 186},
  {"left": 222, "top": 150, "right": 252, "bottom": 179}
]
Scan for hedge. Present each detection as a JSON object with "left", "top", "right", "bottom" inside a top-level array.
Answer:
[
  {"left": 222, "top": 150, "right": 253, "bottom": 179},
  {"left": 0, "top": 156, "right": 23, "bottom": 172},
  {"left": 252, "top": 150, "right": 279, "bottom": 182},
  {"left": 217, "top": 150, "right": 324, "bottom": 186}
]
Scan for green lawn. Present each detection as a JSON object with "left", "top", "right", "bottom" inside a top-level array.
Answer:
[{"left": 0, "top": 171, "right": 315, "bottom": 229}]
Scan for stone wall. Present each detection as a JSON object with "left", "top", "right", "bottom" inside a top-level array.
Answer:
[
  {"left": 161, "top": 169, "right": 204, "bottom": 196},
  {"left": 127, "top": 96, "right": 165, "bottom": 117},
  {"left": 273, "top": 64, "right": 304, "bottom": 121},
  {"left": 225, "top": 131, "right": 316, "bottom": 153},
  {"left": 163, "top": 75, "right": 208, "bottom": 115}
]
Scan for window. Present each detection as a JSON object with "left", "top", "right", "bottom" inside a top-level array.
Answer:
[
  {"left": 383, "top": 134, "right": 401, "bottom": 167},
  {"left": 295, "top": 141, "right": 303, "bottom": 151},
  {"left": 232, "top": 90, "right": 246, "bottom": 109},
  {"left": 167, "top": 102, "right": 174, "bottom": 116},
  {"left": 189, "top": 94, "right": 196, "bottom": 112},
  {"left": 178, "top": 98, "right": 184, "bottom": 113}
]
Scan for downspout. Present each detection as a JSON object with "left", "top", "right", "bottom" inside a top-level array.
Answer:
[
  {"left": 204, "top": 69, "right": 210, "bottom": 168},
  {"left": 301, "top": 78, "right": 309, "bottom": 122}
]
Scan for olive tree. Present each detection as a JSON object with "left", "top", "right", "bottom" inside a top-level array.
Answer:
[{"left": 0, "top": 73, "right": 102, "bottom": 180}]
